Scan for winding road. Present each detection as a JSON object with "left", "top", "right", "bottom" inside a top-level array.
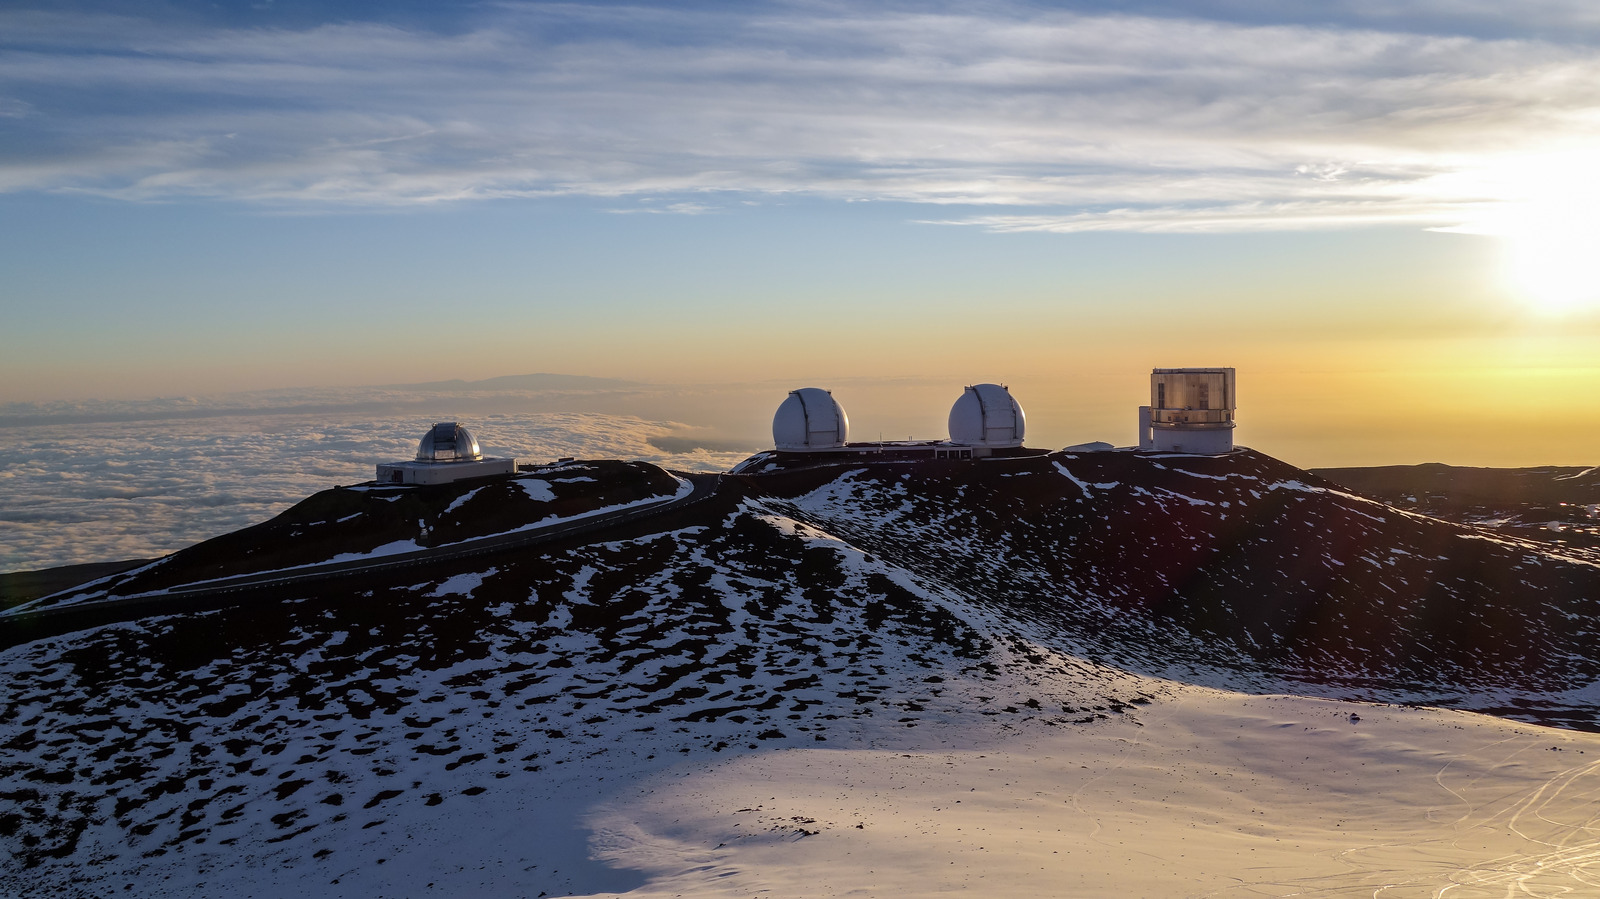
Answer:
[{"left": 0, "top": 471, "right": 723, "bottom": 643}]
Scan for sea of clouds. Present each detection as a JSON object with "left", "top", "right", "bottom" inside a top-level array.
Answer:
[{"left": 0, "top": 409, "right": 752, "bottom": 574}]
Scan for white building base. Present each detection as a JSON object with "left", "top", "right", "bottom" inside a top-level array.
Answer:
[
  {"left": 1151, "top": 427, "right": 1234, "bottom": 454},
  {"left": 375, "top": 457, "right": 516, "bottom": 486}
]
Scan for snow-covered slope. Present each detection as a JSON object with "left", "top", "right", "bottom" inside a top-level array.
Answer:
[
  {"left": 77, "top": 460, "right": 686, "bottom": 598},
  {"left": 746, "top": 450, "right": 1600, "bottom": 723},
  {"left": 0, "top": 490, "right": 1161, "bottom": 896},
  {"left": 4, "top": 448, "right": 1600, "bottom": 897}
]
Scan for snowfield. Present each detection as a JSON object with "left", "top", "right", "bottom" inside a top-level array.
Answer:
[{"left": 588, "top": 691, "right": 1600, "bottom": 898}]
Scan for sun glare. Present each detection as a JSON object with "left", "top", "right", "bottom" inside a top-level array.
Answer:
[
  {"left": 1504, "top": 228, "right": 1599, "bottom": 313},
  {"left": 1475, "top": 153, "right": 1600, "bottom": 314}
]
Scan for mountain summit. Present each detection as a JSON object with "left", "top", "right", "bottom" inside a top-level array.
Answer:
[{"left": 4, "top": 448, "right": 1599, "bottom": 896}]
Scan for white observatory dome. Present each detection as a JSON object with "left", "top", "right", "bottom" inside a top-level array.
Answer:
[
  {"left": 773, "top": 388, "right": 849, "bottom": 451},
  {"left": 416, "top": 422, "right": 483, "bottom": 463},
  {"left": 948, "top": 383, "right": 1025, "bottom": 447}
]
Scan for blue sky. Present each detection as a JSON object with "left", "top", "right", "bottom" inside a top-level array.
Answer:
[{"left": 3, "top": 0, "right": 1599, "bottom": 464}]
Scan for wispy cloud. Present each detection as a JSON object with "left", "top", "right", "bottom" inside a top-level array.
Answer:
[
  {"left": 2, "top": 2, "right": 1598, "bottom": 229},
  {"left": 919, "top": 197, "right": 1491, "bottom": 234}
]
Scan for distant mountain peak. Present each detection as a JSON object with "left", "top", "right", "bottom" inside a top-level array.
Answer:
[{"left": 391, "top": 373, "right": 643, "bottom": 392}]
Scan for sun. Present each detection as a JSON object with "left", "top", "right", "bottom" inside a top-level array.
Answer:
[
  {"left": 1497, "top": 187, "right": 1600, "bottom": 313},
  {"left": 1478, "top": 153, "right": 1600, "bottom": 314},
  {"left": 1503, "top": 226, "right": 1599, "bottom": 314}
]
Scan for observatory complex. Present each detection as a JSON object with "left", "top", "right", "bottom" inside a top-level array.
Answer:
[
  {"left": 366, "top": 368, "right": 1240, "bottom": 485},
  {"left": 761, "top": 367, "right": 1238, "bottom": 467},
  {"left": 375, "top": 422, "right": 517, "bottom": 486}
]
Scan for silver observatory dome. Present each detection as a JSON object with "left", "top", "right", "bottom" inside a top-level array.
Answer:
[
  {"left": 947, "top": 383, "right": 1025, "bottom": 448},
  {"left": 416, "top": 422, "right": 483, "bottom": 463},
  {"left": 772, "top": 388, "right": 849, "bottom": 451}
]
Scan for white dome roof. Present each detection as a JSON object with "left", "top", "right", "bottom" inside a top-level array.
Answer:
[
  {"left": 948, "top": 383, "right": 1025, "bottom": 447},
  {"left": 416, "top": 422, "right": 483, "bottom": 462},
  {"left": 773, "top": 388, "right": 849, "bottom": 451}
]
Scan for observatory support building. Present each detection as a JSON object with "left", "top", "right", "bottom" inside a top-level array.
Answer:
[
  {"left": 1139, "top": 368, "right": 1236, "bottom": 454},
  {"left": 376, "top": 422, "right": 516, "bottom": 485}
]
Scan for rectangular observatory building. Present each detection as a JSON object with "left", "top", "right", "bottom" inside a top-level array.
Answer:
[{"left": 1143, "top": 367, "right": 1236, "bottom": 454}]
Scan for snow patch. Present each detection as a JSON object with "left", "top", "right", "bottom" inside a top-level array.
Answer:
[{"left": 515, "top": 479, "right": 557, "bottom": 502}]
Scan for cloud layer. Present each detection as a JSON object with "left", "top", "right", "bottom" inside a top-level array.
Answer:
[
  {"left": 0, "top": 410, "right": 750, "bottom": 573},
  {"left": 3, "top": 2, "right": 1599, "bottom": 230}
]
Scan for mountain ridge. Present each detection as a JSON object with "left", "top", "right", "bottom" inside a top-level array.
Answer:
[{"left": 5, "top": 447, "right": 1600, "bottom": 896}]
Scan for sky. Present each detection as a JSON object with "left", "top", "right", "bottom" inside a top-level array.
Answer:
[{"left": 4, "top": 0, "right": 1600, "bottom": 466}]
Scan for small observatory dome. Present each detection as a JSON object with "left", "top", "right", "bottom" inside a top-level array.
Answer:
[
  {"left": 416, "top": 421, "right": 483, "bottom": 463},
  {"left": 948, "top": 383, "right": 1026, "bottom": 447},
  {"left": 773, "top": 388, "right": 849, "bottom": 451}
]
